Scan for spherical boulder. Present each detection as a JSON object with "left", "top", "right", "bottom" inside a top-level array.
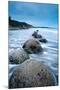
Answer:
[
  {"left": 9, "top": 48, "right": 29, "bottom": 64},
  {"left": 9, "top": 59, "right": 56, "bottom": 88},
  {"left": 22, "top": 39, "right": 42, "bottom": 54}
]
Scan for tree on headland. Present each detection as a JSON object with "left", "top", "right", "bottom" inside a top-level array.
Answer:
[
  {"left": 9, "top": 16, "right": 11, "bottom": 21},
  {"left": 9, "top": 16, "right": 33, "bottom": 29}
]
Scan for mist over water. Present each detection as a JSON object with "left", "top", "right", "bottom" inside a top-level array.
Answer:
[
  {"left": 8, "top": 1, "right": 59, "bottom": 87},
  {"left": 9, "top": 28, "right": 58, "bottom": 85}
]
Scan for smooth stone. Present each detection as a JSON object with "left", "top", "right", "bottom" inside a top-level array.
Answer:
[
  {"left": 32, "top": 32, "right": 47, "bottom": 43},
  {"left": 9, "top": 59, "right": 56, "bottom": 88},
  {"left": 32, "top": 33, "right": 42, "bottom": 38},
  {"left": 9, "top": 48, "right": 29, "bottom": 64},
  {"left": 22, "top": 39, "right": 43, "bottom": 54},
  {"left": 39, "top": 38, "right": 47, "bottom": 43}
]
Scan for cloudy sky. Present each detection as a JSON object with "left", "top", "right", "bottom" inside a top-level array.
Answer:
[{"left": 8, "top": 1, "right": 58, "bottom": 28}]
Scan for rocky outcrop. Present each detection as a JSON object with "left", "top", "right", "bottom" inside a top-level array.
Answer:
[
  {"left": 9, "top": 48, "right": 29, "bottom": 64},
  {"left": 9, "top": 59, "right": 56, "bottom": 88},
  {"left": 32, "top": 31, "right": 47, "bottom": 43},
  {"left": 22, "top": 39, "right": 42, "bottom": 54}
]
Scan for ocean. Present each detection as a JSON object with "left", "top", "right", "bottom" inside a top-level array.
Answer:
[{"left": 8, "top": 28, "right": 58, "bottom": 85}]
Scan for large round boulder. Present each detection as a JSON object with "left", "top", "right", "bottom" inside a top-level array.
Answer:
[
  {"left": 9, "top": 48, "right": 29, "bottom": 64},
  {"left": 22, "top": 39, "right": 42, "bottom": 54},
  {"left": 9, "top": 59, "right": 56, "bottom": 88}
]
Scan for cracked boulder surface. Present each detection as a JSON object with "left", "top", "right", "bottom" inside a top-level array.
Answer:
[
  {"left": 9, "top": 48, "right": 29, "bottom": 64},
  {"left": 9, "top": 59, "right": 56, "bottom": 88}
]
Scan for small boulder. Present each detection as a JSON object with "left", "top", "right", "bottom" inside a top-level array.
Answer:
[
  {"left": 22, "top": 39, "right": 42, "bottom": 54},
  {"left": 32, "top": 33, "right": 42, "bottom": 38},
  {"left": 9, "top": 59, "right": 56, "bottom": 88},
  {"left": 9, "top": 48, "right": 29, "bottom": 64},
  {"left": 39, "top": 38, "right": 47, "bottom": 43}
]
